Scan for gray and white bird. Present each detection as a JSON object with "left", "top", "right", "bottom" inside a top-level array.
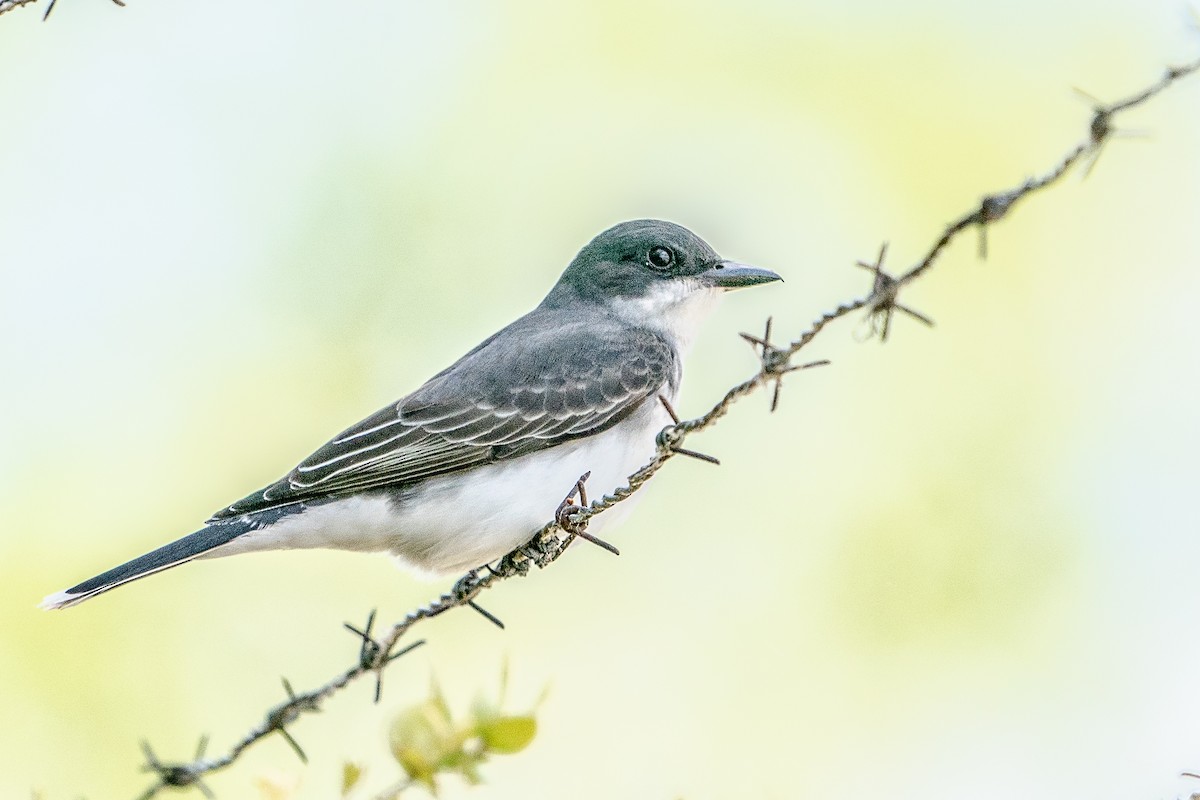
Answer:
[{"left": 41, "top": 219, "right": 781, "bottom": 610}]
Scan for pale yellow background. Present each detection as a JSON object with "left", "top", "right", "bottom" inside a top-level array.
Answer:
[{"left": 2, "top": 1, "right": 1199, "bottom": 798}]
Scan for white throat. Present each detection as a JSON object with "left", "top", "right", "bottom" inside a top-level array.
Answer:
[{"left": 610, "top": 280, "right": 725, "bottom": 354}]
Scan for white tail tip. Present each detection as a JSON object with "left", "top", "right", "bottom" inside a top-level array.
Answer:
[{"left": 39, "top": 589, "right": 83, "bottom": 611}]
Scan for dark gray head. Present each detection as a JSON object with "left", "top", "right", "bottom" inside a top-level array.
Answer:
[{"left": 542, "top": 219, "right": 781, "bottom": 309}]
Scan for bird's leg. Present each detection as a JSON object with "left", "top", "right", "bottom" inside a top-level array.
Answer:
[{"left": 555, "top": 471, "right": 619, "bottom": 556}]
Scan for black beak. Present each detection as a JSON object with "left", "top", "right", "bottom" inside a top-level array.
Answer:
[{"left": 698, "top": 260, "right": 783, "bottom": 290}]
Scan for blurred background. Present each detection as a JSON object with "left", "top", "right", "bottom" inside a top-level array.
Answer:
[{"left": 2, "top": 0, "right": 1199, "bottom": 798}]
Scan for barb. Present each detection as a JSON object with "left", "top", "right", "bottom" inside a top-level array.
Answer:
[
  {"left": 739, "top": 318, "right": 830, "bottom": 411},
  {"left": 0, "top": 0, "right": 125, "bottom": 19},
  {"left": 129, "top": 51, "right": 1198, "bottom": 797},
  {"left": 657, "top": 394, "right": 722, "bottom": 462},
  {"left": 0, "top": 0, "right": 35, "bottom": 15}
]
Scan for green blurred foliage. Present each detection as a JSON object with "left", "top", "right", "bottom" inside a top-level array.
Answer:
[
  {"left": 381, "top": 671, "right": 539, "bottom": 797},
  {"left": 342, "top": 762, "right": 365, "bottom": 797}
]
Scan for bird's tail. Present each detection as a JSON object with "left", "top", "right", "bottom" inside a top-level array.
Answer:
[{"left": 39, "top": 522, "right": 251, "bottom": 610}]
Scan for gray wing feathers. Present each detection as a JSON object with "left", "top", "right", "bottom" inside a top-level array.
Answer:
[{"left": 209, "top": 318, "right": 676, "bottom": 520}]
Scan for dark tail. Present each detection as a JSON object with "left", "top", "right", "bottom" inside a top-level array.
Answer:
[{"left": 40, "top": 522, "right": 251, "bottom": 610}]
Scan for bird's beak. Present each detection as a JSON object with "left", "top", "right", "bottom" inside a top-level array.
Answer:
[{"left": 698, "top": 260, "right": 783, "bottom": 290}]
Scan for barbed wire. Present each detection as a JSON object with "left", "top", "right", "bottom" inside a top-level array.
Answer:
[
  {"left": 0, "top": 0, "right": 38, "bottom": 16},
  {"left": 118, "top": 51, "right": 1200, "bottom": 798},
  {"left": 0, "top": 0, "right": 124, "bottom": 21}
]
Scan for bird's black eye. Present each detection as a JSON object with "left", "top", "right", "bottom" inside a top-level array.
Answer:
[{"left": 647, "top": 246, "right": 674, "bottom": 270}]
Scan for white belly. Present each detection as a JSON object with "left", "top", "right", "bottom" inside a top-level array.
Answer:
[{"left": 202, "top": 392, "right": 674, "bottom": 575}]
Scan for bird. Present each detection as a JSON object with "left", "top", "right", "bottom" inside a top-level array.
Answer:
[{"left": 40, "top": 219, "right": 781, "bottom": 610}]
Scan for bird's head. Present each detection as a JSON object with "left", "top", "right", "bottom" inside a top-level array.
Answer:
[{"left": 543, "top": 219, "right": 782, "bottom": 350}]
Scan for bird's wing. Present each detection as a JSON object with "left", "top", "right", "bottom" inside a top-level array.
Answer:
[{"left": 208, "top": 320, "right": 678, "bottom": 519}]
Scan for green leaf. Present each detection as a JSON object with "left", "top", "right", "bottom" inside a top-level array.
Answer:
[
  {"left": 470, "top": 691, "right": 498, "bottom": 725},
  {"left": 534, "top": 680, "right": 553, "bottom": 709},
  {"left": 428, "top": 678, "right": 453, "bottom": 726},
  {"left": 460, "top": 755, "right": 484, "bottom": 785},
  {"left": 478, "top": 716, "right": 537, "bottom": 754},
  {"left": 341, "top": 762, "right": 364, "bottom": 796},
  {"left": 389, "top": 706, "right": 445, "bottom": 793}
]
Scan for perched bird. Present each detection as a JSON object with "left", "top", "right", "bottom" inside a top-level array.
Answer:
[{"left": 41, "top": 219, "right": 781, "bottom": 610}]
